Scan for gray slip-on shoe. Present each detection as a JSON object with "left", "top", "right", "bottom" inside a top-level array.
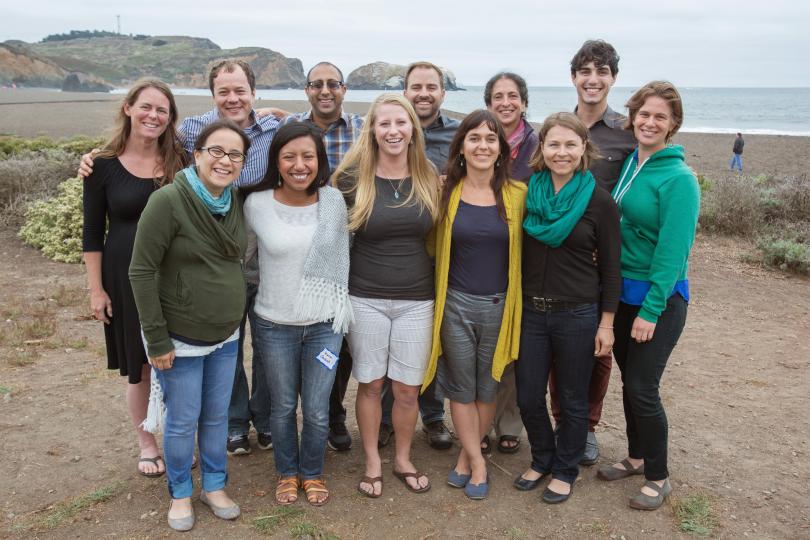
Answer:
[
  {"left": 200, "top": 491, "right": 241, "bottom": 520},
  {"left": 596, "top": 458, "right": 645, "bottom": 481},
  {"left": 167, "top": 501, "right": 195, "bottom": 532},
  {"left": 580, "top": 431, "right": 599, "bottom": 465},
  {"left": 629, "top": 478, "right": 672, "bottom": 510}
]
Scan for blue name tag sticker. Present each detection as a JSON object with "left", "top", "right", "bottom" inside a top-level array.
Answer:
[{"left": 316, "top": 348, "right": 338, "bottom": 370}]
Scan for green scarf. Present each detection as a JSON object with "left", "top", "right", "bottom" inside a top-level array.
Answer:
[{"left": 523, "top": 169, "right": 595, "bottom": 248}]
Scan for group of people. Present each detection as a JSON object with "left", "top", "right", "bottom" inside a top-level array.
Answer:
[{"left": 80, "top": 39, "right": 700, "bottom": 532}]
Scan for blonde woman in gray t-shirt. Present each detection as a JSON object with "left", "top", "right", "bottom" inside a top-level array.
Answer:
[{"left": 334, "top": 94, "right": 440, "bottom": 498}]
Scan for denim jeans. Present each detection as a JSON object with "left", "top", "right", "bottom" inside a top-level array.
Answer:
[
  {"left": 228, "top": 282, "right": 272, "bottom": 437},
  {"left": 155, "top": 339, "right": 237, "bottom": 499},
  {"left": 613, "top": 296, "right": 687, "bottom": 481},
  {"left": 252, "top": 317, "right": 342, "bottom": 479},
  {"left": 729, "top": 153, "right": 743, "bottom": 172},
  {"left": 515, "top": 302, "right": 597, "bottom": 484}
]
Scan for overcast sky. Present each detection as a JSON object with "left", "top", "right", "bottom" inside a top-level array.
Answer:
[{"left": 3, "top": 0, "right": 808, "bottom": 87}]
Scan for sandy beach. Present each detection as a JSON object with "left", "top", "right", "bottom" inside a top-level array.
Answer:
[{"left": 1, "top": 88, "right": 808, "bottom": 179}]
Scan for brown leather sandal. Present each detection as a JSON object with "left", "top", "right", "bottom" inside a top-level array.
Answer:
[
  {"left": 357, "top": 475, "right": 383, "bottom": 498},
  {"left": 392, "top": 469, "right": 431, "bottom": 493},
  {"left": 275, "top": 476, "right": 299, "bottom": 505},
  {"left": 301, "top": 478, "right": 330, "bottom": 506}
]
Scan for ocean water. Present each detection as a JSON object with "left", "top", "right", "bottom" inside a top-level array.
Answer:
[{"left": 130, "top": 86, "right": 810, "bottom": 136}]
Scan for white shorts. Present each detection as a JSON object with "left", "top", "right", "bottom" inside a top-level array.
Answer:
[{"left": 347, "top": 295, "right": 434, "bottom": 386}]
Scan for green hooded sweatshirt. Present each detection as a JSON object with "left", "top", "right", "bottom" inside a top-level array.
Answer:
[
  {"left": 612, "top": 145, "right": 700, "bottom": 324},
  {"left": 129, "top": 171, "right": 247, "bottom": 357}
]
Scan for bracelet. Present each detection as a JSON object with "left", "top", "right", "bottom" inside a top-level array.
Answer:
[{"left": 598, "top": 325, "right": 613, "bottom": 330}]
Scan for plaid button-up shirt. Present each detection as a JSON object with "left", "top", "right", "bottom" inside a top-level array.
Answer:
[
  {"left": 282, "top": 110, "right": 364, "bottom": 173},
  {"left": 179, "top": 108, "right": 280, "bottom": 187}
]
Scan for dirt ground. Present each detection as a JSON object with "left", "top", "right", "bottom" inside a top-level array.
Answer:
[
  {"left": 1, "top": 223, "right": 808, "bottom": 539},
  {"left": 1, "top": 89, "right": 809, "bottom": 538}
]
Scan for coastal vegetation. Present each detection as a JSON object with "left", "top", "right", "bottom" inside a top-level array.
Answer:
[{"left": 0, "top": 135, "right": 807, "bottom": 275}]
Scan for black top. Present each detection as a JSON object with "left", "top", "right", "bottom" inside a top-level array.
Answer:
[
  {"left": 578, "top": 106, "right": 637, "bottom": 193},
  {"left": 82, "top": 157, "right": 157, "bottom": 384},
  {"left": 448, "top": 200, "right": 509, "bottom": 295},
  {"left": 339, "top": 175, "right": 434, "bottom": 300},
  {"left": 522, "top": 186, "right": 621, "bottom": 311}
]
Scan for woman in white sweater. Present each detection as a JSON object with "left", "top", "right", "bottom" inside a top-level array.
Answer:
[{"left": 242, "top": 122, "right": 352, "bottom": 507}]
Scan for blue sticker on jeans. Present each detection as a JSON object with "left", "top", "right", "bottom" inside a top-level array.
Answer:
[{"left": 316, "top": 348, "right": 338, "bottom": 370}]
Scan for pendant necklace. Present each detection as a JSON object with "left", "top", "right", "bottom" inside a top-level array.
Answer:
[{"left": 381, "top": 176, "right": 407, "bottom": 200}]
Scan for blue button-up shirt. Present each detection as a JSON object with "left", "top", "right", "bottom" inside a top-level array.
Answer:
[
  {"left": 282, "top": 110, "right": 364, "bottom": 173},
  {"left": 180, "top": 108, "right": 280, "bottom": 187}
]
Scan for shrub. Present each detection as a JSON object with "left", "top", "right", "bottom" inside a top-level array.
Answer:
[
  {"left": 19, "top": 177, "right": 84, "bottom": 264},
  {"left": 699, "top": 175, "right": 763, "bottom": 236},
  {"left": 0, "top": 149, "right": 79, "bottom": 224},
  {"left": 755, "top": 237, "right": 810, "bottom": 275}
]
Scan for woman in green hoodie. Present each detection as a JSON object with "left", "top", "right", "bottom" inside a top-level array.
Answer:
[
  {"left": 597, "top": 82, "right": 700, "bottom": 511},
  {"left": 129, "top": 119, "right": 249, "bottom": 531}
]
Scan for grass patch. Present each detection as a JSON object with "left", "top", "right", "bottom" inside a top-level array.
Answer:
[
  {"left": 673, "top": 493, "right": 718, "bottom": 536},
  {"left": 504, "top": 527, "right": 526, "bottom": 539},
  {"left": 66, "top": 336, "right": 89, "bottom": 349},
  {"left": 253, "top": 506, "right": 304, "bottom": 535},
  {"left": 16, "top": 317, "right": 57, "bottom": 341},
  {"left": 290, "top": 521, "right": 340, "bottom": 540},
  {"left": 0, "top": 385, "right": 12, "bottom": 394},
  {"left": 51, "top": 284, "right": 86, "bottom": 308},
  {"left": 13, "top": 481, "right": 124, "bottom": 531},
  {"left": 5, "top": 348, "right": 40, "bottom": 367}
]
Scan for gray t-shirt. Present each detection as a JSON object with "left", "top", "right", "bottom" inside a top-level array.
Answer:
[{"left": 339, "top": 175, "right": 434, "bottom": 300}]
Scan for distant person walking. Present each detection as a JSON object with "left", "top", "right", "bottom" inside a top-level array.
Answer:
[{"left": 730, "top": 132, "right": 744, "bottom": 173}]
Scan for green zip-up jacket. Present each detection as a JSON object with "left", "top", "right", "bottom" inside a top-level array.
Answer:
[
  {"left": 612, "top": 145, "right": 700, "bottom": 324},
  {"left": 129, "top": 171, "right": 247, "bottom": 357}
]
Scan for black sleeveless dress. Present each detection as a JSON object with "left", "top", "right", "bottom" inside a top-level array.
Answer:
[{"left": 82, "top": 157, "right": 158, "bottom": 384}]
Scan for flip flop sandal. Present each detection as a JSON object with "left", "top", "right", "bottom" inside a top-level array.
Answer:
[
  {"left": 138, "top": 456, "right": 166, "bottom": 478},
  {"left": 357, "top": 475, "right": 383, "bottom": 498},
  {"left": 480, "top": 435, "right": 492, "bottom": 455},
  {"left": 275, "top": 476, "right": 299, "bottom": 505},
  {"left": 302, "top": 478, "right": 330, "bottom": 506},
  {"left": 497, "top": 435, "right": 521, "bottom": 454},
  {"left": 392, "top": 469, "right": 431, "bottom": 494}
]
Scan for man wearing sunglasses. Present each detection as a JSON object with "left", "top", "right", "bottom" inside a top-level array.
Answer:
[{"left": 279, "top": 62, "right": 364, "bottom": 173}]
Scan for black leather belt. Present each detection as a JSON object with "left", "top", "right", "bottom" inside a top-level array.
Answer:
[{"left": 526, "top": 296, "right": 590, "bottom": 312}]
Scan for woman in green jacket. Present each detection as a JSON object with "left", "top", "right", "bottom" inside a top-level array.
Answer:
[
  {"left": 422, "top": 109, "right": 526, "bottom": 500},
  {"left": 597, "top": 81, "right": 700, "bottom": 511},
  {"left": 129, "top": 119, "right": 249, "bottom": 531}
]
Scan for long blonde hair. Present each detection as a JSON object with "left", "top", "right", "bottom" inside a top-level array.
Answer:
[
  {"left": 97, "top": 77, "right": 187, "bottom": 186},
  {"left": 332, "top": 93, "right": 439, "bottom": 231}
]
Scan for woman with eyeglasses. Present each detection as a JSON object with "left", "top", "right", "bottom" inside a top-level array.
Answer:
[{"left": 129, "top": 118, "right": 250, "bottom": 532}]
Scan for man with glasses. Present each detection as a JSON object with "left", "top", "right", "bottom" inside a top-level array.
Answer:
[{"left": 79, "top": 59, "right": 280, "bottom": 458}]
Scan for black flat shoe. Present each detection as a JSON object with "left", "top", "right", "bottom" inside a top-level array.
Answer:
[
  {"left": 513, "top": 472, "right": 547, "bottom": 491},
  {"left": 541, "top": 482, "right": 573, "bottom": 504}
]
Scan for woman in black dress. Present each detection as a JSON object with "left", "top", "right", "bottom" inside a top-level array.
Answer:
[{"left": 82, "top": 78, "right": 187, "bottom": 477}]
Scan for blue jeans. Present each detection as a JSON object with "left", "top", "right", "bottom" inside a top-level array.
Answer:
[
  {"left": 228, "top": 282, "right": 272, "bottom": 437},
  {"left": 515, "top": 302, "right": 597, "bottom": 484},
  {"left": 729, "top": 153, "right": 743, "bottom": 172},
  {"left": 155, "top": 339, "right": 237, "bottom": 499},
  {"left": 252, "top": 317, "right": 342, "bottom": 479}
]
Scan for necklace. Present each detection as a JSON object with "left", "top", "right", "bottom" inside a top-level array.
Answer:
[{"left": 380, "top": 176, "right": 407, "bottom": 200}]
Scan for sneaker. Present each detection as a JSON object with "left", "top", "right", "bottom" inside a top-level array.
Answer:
[
  {"left": 256, "top": 431, "right": 273, "bottom": 450},
  {"left": 580, "top": 431, "right": 599, "bottom": 466},
  {"left": 327, "top": 422, "right": 352, "bottom": 451},
  {"left": 422, "top": 420, "right": 452, "bottom": 450},
  {"left": 226, "top": 434, "right": 251, "bottom": 455}
]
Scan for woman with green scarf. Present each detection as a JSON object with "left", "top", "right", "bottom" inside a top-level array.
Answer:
[{"left": 513, "top": 112, "right": 621, "bottom": 504}]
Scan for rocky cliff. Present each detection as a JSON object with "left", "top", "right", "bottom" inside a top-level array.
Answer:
[
  {"left": 0, "top": 34, "right": 306, "bottom": 90},
  {"left": 347, "top": 62, "right": 463, "bottom": 90}
]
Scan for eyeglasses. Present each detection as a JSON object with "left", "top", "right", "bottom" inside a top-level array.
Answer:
[
  {"left": 306, "top": 80, "right": 344, "bottom": 91},
  {"left": 198, "top": 146, "right": 246, "bottom": 163}
]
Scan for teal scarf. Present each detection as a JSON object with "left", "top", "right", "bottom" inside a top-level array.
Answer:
[
  {"left": 183, "top": 166, "right": 232, "bottom": 215},
  {"left": 523, "top": 169, "right": 595, "bottom": 248}
]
